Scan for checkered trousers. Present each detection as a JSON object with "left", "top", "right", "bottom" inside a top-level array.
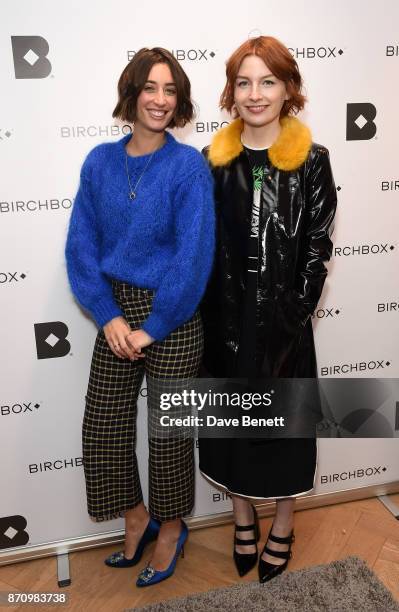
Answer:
[{"left": 82, "top": 281, "right": 203, "bottom": 522}]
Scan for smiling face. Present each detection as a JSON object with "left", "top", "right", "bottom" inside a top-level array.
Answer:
[
  {"left": 135, "top": 62, "right": 177, "bottom": 132},
  {"left": 234, "top": 54, "right": 289, "bottom": 128}
]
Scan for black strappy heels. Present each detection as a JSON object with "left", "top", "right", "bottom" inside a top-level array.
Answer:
[
  {"left": 258, "top": 524, "right": 295, "bottom": 583},
  {"left": 233, "top": 504, "right": 261, "bottom": 577}
]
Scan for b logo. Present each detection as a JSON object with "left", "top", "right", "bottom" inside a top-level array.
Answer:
[
  {"left": 34, "top": 322, "right": 70, "bottom": 359},
  {"left": 11, "top": 36, "right": 51, "bottom": 79},
  {"left": 0, "top": 515, "right": 29, "bottom": 549},
  {"left": 346, "top": 103, "right": 377, "bottom": 140}
]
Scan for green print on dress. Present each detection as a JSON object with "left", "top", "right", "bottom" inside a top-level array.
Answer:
[{"left": 252, "top": 165, "right": 264, "bottom": 191}]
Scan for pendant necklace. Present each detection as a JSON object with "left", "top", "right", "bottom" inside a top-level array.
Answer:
[{"left": 124, "top": 149, "right": 155, "bottom": 200}]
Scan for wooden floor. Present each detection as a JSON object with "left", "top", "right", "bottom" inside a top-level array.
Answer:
[{"left": 1, "top": 494, "right": 398, "bottom": 611}]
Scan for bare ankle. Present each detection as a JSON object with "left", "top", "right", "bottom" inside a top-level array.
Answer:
[
  {"left": 158, "top": 519, "right": 181, "bottom": 539},
  {"left": 125, "top": 507, "right": 150, "bottom": 530},
  {"left": 270, "top": 520, "right": 294, "bottom": 537},
  {"left": 233, "top": 498, "right": 254, "bottom": 525}
]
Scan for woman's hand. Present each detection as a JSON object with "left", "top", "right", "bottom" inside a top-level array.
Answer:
[
  {"left": 126, "top": 329, "right": 154, "bottom": 358},
  {"left": 103, "top": 316, "right": 138, "bottom": 360}
]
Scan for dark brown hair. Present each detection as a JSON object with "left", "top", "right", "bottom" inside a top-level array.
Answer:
[
  {"left": 220, "top": 36, "right": 306, "bottom": 118},
  {"left": 112, "top": 47, "right": 194, "bottom": 128}
]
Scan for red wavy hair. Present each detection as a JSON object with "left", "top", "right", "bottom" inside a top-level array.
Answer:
[{"left": 220, "top": 36, "right": 306, "bottom": 118}]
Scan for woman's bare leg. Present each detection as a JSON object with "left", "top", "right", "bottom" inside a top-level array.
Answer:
[
  {"left": 232, "top": 495, "right": 257, "bottom": 554},
  {"left": 261, "top": 497, "right": 295, "bottom": 564},
  {"left": 123, "top": 502, "right": 150, "bottom": 558},
  {"left": 148, "top": 519, "right": 184, "bottom": 570}
]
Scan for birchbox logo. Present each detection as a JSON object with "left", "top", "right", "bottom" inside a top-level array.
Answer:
[
  {"left": 127, "top": 49, "right": 216, "bottom": 62},
  {"left": 346, "top": 103, "right": 377, "bottom": 141},
  {"left": 34, "top": 322, "right": 70, "bottom": 359},
  {"left": 0, "top": 516, "right": 29, "bottom": 549},
  {"left": 11, "top": 36, "right": 51, "bottom": 79},
  {"left": 288, "top": 46, "right": 344, "bottom": 59},
  {"left": 195, "top": 120, "right": 229, "bottom": 133}
]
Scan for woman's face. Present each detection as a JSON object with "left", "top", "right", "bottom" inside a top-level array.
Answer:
[
  {"left": 233, "top": 54, "right": 289, "bottom": 128},
  {"left": 135, "top": 62, "right": 177, "bottom": 132}
]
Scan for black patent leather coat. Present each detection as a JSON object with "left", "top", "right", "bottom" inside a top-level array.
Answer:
[{"left": 201, "top": 117, "right": 337, "bottom": 379}]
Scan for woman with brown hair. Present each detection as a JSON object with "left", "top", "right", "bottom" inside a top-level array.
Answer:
[
  {"left": 65, "top": 47, "right": 214, "bottom": 587},
  {"left": 199, "top": 36, "right": 336, "bottom": 583}
]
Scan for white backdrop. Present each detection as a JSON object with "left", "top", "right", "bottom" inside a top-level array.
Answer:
[{"left": 1, "top": 0, "right": 398, "bottom": 554}]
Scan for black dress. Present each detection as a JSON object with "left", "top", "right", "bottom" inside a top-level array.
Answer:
[{"left": 199, "top": 146, "right": 317, "bottom": 499}]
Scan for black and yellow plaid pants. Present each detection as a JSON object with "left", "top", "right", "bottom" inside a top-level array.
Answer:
[{"left": 82, "top": 281, "right": 203, "bottom": 522}]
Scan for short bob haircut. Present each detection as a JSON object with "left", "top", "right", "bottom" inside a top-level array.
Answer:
[
  {"left": 220, "top": 36, "right": 306, "bottom": 118},
  {"left": 112, "top": 47, "right": 194, "bottom": 128}
]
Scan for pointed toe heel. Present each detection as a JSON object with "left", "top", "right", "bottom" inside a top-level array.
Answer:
[
  {"left": 233, "top": 504, "right": 260, "bottom": 577},
  {"left": 258, "top": 526, "right": 294, "bottom": 584},
  {"left": 136, "top": 520, "right": 188, "bottom": 587},
  {"left": 104, "top": 517, "right": 160, "bottom": 568}
]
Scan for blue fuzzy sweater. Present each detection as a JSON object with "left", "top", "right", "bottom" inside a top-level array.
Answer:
[{"left": 65, "top": 131, "right": 215, "bottom": 341}]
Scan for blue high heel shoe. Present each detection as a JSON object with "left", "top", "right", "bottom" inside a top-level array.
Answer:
[
  {"left": 136, "top": 520, "right": 188, "bottom": 587},
  {"left": 104, "top": 517, "right": 160, "bottom": 568}
]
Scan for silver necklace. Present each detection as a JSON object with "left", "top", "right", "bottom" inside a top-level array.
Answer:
[{"left": 124, "top": 150, "right": 154, "bottom": 200}]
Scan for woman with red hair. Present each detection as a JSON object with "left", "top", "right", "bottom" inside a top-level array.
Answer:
[{"left": 199, "top": 36, "right": 337, "bottom": 583}]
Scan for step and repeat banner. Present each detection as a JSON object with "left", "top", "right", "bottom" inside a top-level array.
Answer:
[{"left": 1, "top": 0, "right": 398, "bottom": 556}]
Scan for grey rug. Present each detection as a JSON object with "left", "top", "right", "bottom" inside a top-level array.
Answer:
[{"left": 132, "top": 556, "right": 399, "bottom": 612}]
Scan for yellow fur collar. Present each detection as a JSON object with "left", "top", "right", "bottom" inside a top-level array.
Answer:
[{"left": 208, "top": 116, "right": 312, "bottom": 171}]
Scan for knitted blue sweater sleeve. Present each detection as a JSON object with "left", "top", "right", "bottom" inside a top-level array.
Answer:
[
  {"left": 141, "top": 159, "right": 215, "bottom": 341},
  {"left": 65, "top": 161, "right": 123, "bottom": 327}
]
